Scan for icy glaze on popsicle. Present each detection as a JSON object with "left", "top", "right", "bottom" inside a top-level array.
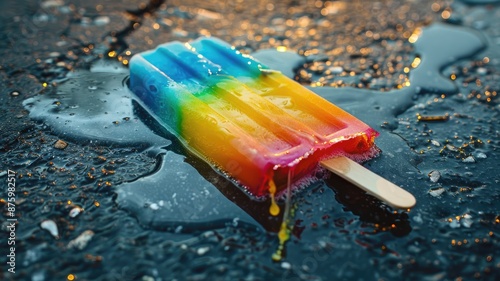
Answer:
[{"left": 129, "top": 37, "right": 379, "bottom": 198}]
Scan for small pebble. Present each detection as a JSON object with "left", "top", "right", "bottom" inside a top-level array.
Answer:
[
  {"left": 54, "top": 139, "right": 68, "bottom": 149},
  {"left": 476, "top": 67, "right": 487, "bottom": 75},
  {"left": 149, "top": 203, "right": 159, "bottom": 210},
  {"left": 94, "top": 16, "right": 110, "bottom": 26},
  {"left": 446, "top": 144, "right": 458, "bottom": 151},
  {"left": 56, "top": 40, "right": 67, "bottom": 47},
  {"left": 329, "top": 66, "right": 344, "bottom": 74},
  {"left": 428, "top": 170, "right": 441, "bottom": 183},
  {"left": 67, "top": 230, "right": 94, "bottom": 250},
  {"left": 195, "top": 9, "right": 223, "bottom": 21},
  {"left": 197, "top": 246, "right": 210, "bottom": 255},
  {"left": 173, "top": 29, "right": 188, "bottom": 37},
  {"left": 431, "top": 140, "right": 441, "bottom": 147},
  {"left": 429, "top": 187, "right": 445, "bottom": 197},
  {"left": 462, "top": 156, "right": 476, "bottom": 163},
  {"left": 49, "top": 52, "right": 60, "bottom": 58},
  {"left": 141, "top": 276, "right": 155, "bottom": 281},
  {"left": 475, "top": 152, "right": 487, "bottom": 159},
  {"left": 462, "top": 214, "right": 473, "bottom": 228},
  {"left": 10, "top": 91, "right": 20, "bottom": 97},
  {"left": 281, "top": 262, "right": 292, "bottom": 269},
  {"left": 69, "top": 207, "right": 83, "bottom": 218},
  {"left": 40, "top": 220, "right": 59, "bottom": 238},
  {"left": 41, "top": 0, "right": 64, "bottom": 8},
  {"left": 81, "top": 17, "right": 92, "bottom": 25}
]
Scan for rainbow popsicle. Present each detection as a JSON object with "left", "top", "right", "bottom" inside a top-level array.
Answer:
[{"left": 129, "top": 37, "right": 379, "bottom": 198}]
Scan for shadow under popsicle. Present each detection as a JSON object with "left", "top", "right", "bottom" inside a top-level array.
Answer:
[
  {"left": 324, "top": 174, "right": 412, "bottom": 237},
  {"left": 117, "top": 100, "right": 288, "bottom": 233},
  {"left": 117, "top": 98, "right": 414, "bottom": 235}
]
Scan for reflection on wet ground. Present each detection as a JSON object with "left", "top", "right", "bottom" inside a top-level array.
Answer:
[{"left": 1, "top": 0, "right": 500, "bottom": 280}]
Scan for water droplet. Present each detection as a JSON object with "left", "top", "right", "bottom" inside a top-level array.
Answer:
[
  {"left": 232, "top": 217, "right": 239, "bottom": 227},
  {"left": 413, "top": 213, "right": 423, "bottom": 224},
  {"left": 449, "top": 219, "right": 460, "bottom": 228},
  {"left": 175, "top": 225, "right": 183, "bottom": 233}
]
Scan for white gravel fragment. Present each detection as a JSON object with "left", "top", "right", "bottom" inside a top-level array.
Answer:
[
  {"left": 475, "top": 152, "right": 487, "bottom": 159},
  {"left": 446, "top": 144, "right": 458, "bottom": 151},
  {"left": 197, "top": 246, "right": 210, "bottom": 255},
  {"left": 281, "top": 262, "right": 292, "bottom": 269},
  {"left": 429, "top": 187, "right": 445, "bottom": 197},
  {"left": 69, "top": 207, "right": 83, "bottom": 218},
  {"left": 431, "top": 140, "right": 441, "bottom": 146},
  {"left": 40, "top": 220, "right": 59, "bottom": 238},
  {"left": 428, "top": 170, "right": 441, "bottom": 183},
  {"left": 329, "top": 66, "right": 344, "bottom": 74},
  {"left": 67, "top": 230, "right": 94, "bottom": 250},
  {"left": 94, "top": 16, "right": 110, "bottom": 26},
  {"left": 462, "top": 214, "right": 473, "bottom": 228},
  {"left": 462, "top": 156, "right": 476, "bottom": 163},
  {"left": 476, "top": 67, "right": 487, "bottom": 75}
]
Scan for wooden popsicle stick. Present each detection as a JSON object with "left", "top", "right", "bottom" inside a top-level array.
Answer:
[{"left": 320, "top": 156, "right": 416, "bottom": 209}]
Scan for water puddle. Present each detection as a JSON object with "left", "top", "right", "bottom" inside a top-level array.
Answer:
[
  {"left": 23, "top": 64, "right": 168, "bottom": 147},
  {"left": 22, "top": 23, "right": 486, "bottom": 237}
]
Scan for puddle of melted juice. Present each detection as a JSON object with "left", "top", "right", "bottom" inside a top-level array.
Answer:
[
  {"left": 22, "top": 23, "right": 486, "bottom": 237},
  {"left": 23, "top": 62, "right": 169, "bottom": 148}
]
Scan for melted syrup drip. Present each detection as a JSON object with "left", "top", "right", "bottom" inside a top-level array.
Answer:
[
  {"left": 268, "top": 179, "right": 280, "bottom": 216},
  {"left": 272, "top": 169, "right": 293, "bottom": 261}
]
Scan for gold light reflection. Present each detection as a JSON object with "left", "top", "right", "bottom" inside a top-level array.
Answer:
[
  {"left": 408, "top": 28, "right": 422, "bottom": 43},
  {"left": 441, "top": 10, "right": 451, "bottom": 19},
  {"left": 276, "top": 46, "right": 287, "bottom": 52},
  {"left": 411, "top": 57, "right": 421, "bottom": 68}
]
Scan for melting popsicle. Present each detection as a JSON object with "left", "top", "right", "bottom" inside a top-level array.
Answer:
[{"left": 129, "top": 37, "right": 416, "bottom": 209}]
